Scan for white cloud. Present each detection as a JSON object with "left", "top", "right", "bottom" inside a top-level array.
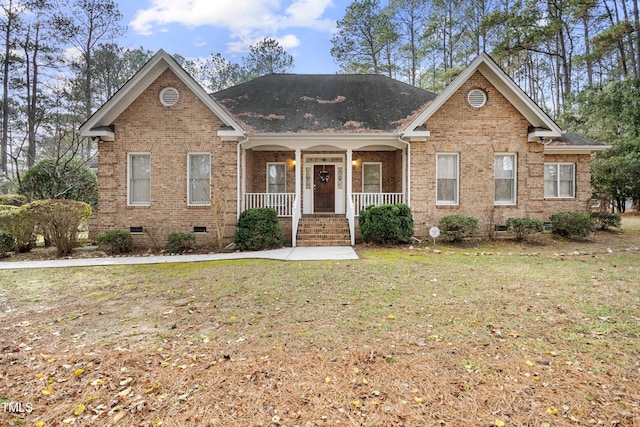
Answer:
[{"left": 130, "top": 0, "right": 335, "bottom": 51}]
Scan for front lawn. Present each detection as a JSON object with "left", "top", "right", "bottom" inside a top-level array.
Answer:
[{"left": 1, "top": 218, "right": 639, "bottom": 426}]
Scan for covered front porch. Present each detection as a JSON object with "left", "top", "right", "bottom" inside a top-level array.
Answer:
[{"left": 237, "top": 136, "right": 409, "bottom": 246}]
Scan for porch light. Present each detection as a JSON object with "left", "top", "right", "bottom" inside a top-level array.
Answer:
[{"left": 352, "top": 159, "right": 359, "bottom": 166}]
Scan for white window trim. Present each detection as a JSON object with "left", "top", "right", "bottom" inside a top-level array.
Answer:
[
  {"left": 187, "top": 153, "right": 211, "bottom": 206},
  {"left": 266, "top": 162, "right": 286, "bottom": 193},
  {"left": 362, "top": 162, "right": 382, "bottom": 193},
  {"left": 494, "top": 153, "right": 517, "bottom": 206},
  {"left": 436, "top": 153, "right": 459, "bottom": 205},
  {"left": 127, "top": 153, "right": 151, "bottom": 206},
  {"left": 544, "top": 162, "right": 575, "bottom": 198}
]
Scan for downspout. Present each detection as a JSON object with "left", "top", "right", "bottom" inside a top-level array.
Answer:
[
  {"left": 398, "top": 133, "right": 410, "bottom": 207},
  {"left": 236, "top": 133, "right": 249, "bottom": 219}
]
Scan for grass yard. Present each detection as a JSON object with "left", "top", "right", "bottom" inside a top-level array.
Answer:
[{"left": 1, "top": 218, "right": 639, "bottom": 426}]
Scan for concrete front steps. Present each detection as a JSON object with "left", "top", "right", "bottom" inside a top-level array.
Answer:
[{"left": 296, "top": 214, "right": 352, "bottom": 247}]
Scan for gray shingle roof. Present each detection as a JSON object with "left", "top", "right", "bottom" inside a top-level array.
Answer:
[
  {"left": 212, "top": 74, "right": 437, "bottom": 134},
  {"left": 549, "top": 132, "right": 605, "bottom": 146}
]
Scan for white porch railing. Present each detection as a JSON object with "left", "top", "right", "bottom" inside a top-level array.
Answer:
[
  {"left": 244, "top": 193, "right": 295, "bottom": 217},
  {"left": 352, "top": 193, "right": 404, "bottom": 216}
]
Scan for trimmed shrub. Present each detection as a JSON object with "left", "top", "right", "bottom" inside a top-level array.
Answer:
[
  {"left": 0, "top": 205, "right": 36, "bottom": 252},
  {"left": 234, "top": 208, "right": 283, "bottom": 251},
  {"left": 96, "top": 230, "right": 133, "bottom": 254},
  {"left": 439, "top": 215, "right": 478, "bottom": 242},
  {"left": 549, "top": 211, "right": 595, "bottom": 238},
  {"left": 166, "top": 232, "right": 196, "bottom": 253},
  {"left": 590, "top": 211, "right": 621, "bottom": 230},
  {"left": 0, "top": 230, "right": 14, "bottom": 257},
  {"left": 359, "top": 204, "right": 414, "bottom": 244},
  {"left": 28, "top": 199, "right": 92, "bottom": 257},
  {"left": 505, "top": 217, "right": 544, "bottom": 241},
  {"left": 0, "top": 194, "right": 27, "bottom": 206}
]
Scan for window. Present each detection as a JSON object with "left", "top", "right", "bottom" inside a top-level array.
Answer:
[
  {"left": 362, "top": 163, "right": 382, "bottom": 193},
  {"left": 544, "top": 163, "right": 575, "bottom": 198},
  {"left": 494, "top": 154, "right": 516, "bottom": 205},
  {"left": 128, "top": 153, "right": 151, "bottom": 205},
  {"left": 267, "top": 163, "right": 286, "bottom": 193},
  {"left": 188, "top": 153, "right": 211, "bottom": 205},
  {"left": 436, "top": 153, "right": 459, "bottom": 204}
]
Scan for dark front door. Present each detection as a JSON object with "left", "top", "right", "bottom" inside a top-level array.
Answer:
[{"left": 314, "top": 165, "right": 335, "bottom": 212}]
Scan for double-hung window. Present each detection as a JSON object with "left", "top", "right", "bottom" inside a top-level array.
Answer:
[
  {"left": 188, "top": 153, "right": 211, "bottom": 205},
  {"left": 267, "top": 163, "right": 286, "bottom": 193},
  {"left": 494, "top": 154, "right": 516, "bottom": 205},
  {"left": 544, "top": 163, "right": 575, "bottom": 198},
  {"left": 362, "top": 162, "right": 382, "bottom": 193},
  {"left": 128, "top": 153, "right": 151, "bottom": 206},
  {"left": 436, "top": 153, "right": 459, "bottom": 205}
]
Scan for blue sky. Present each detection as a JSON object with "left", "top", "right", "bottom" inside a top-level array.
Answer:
[{"left": 116, "top": 0, "right": 353, "bottom": 74}]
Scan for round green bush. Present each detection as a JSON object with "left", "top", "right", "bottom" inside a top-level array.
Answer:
[
  {"left": 549, "top": 211, "right": 595, "bottom": 238},
  {"left": 0, "top": 230, "right": 15, "bottom": 257},
  {"left": 590, "top": 211, "right": 621, "bottom": 230},
  {"left": 166, "top": 232, "right": 196, "bottom": 253},
  {"left": 234, "top": 208, "right": 283, "bottom": 251},
  {"left": 96, "top": 230, "right": 133, "bottom": 254},
  {"left": 359, "top": 204, "right": 414, "bottom": 244},
  {"left": 505, "top": 217, "right": 543, "bottom": 241},
  {"left": 439, "top": 215, "right": 478, "bottom": 242}
]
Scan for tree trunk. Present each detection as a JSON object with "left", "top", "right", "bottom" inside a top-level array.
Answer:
[
  {"left": 1, "top": 0, "right": 13, "bottom": 176},
  {"left": 27, "top": 22, "right": 40, "bottom": 167}
]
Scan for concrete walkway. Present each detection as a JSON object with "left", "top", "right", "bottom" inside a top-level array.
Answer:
[{"left": 0, "top": 246, "right": 359, "bottom": 270}]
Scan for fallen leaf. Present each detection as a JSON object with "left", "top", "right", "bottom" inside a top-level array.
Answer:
[
  {"left": 120, "top": 377, "right": 133, "bottom": 386},
  {"left": 146, "top": 383, "right": 161, "bottom": 394},
  {"left": 547, "top": 406, "right": 558, "bottom": 415},
  {"left": 42, "top": 386, "right": 53, "bottom": 395},
  {"left": 387, "top": 314, "right": 395, "bottom": 320},
  {"left": 35, "top": 422, "right": 45, "bottom": 427},
  {"left": 351, "top": 400, "right": 361, "bottom": 409},
  {"left": 119, "top": 386, "right": 132, "bottom": 397},
  {"left": 73, "top": 404, "right": 85, "bottom": 416},
  {"left": 495, "top": 419, "right": 505, "bottom": 427},
  {"left": 414, "top": 397, "right": 423, "bottom": 404},
  {"left": 90, "top": 379, "right": 104, "bottom": 386},
  {"left": 525, "top": 360, "right": 535, "bottom": 367}
]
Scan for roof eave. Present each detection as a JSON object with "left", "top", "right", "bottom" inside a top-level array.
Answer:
[{"left": 544, "top": 145, "right": 612, "bottom": 154}]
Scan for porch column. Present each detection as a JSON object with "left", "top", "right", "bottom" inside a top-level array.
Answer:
[
  {"left": 346, "top": 148, "right": 353, "bottom": 202},
  {"left": 293, "top": 148, "right": 301, "bottom": 247},
  {"left": 295, "top": 148, "right": 301, "bottom": 210},
  {"left": 402, "top": 146, "right": 407, "bottom": 205},
  {"left": 346, "top": 148, "right": 354, "bottom": 245},
  {"left": 241, "top": 148, "right": 247, "bottom": 211}
]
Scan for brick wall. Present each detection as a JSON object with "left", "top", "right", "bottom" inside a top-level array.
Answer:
[
  {"left": 97, "top": 69, "right": 238, "bottom": 248},
  {"left": 409, "top": 71, "right": 592, "bottom": 238}
]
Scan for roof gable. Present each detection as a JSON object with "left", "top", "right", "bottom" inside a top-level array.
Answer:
[
  {"left": 212, "top": 74, "right": 437, "bottom": 134},
  {"left": 79, "top": 50, "right": 244, "bottom": 140},
  {"left": 404, "top": 53, "right": 562, "bottom": 140}
]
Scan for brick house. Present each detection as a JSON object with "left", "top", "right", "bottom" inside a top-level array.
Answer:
[{"left": 80, "top": 50, "right": 608, "bottom": 247}]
